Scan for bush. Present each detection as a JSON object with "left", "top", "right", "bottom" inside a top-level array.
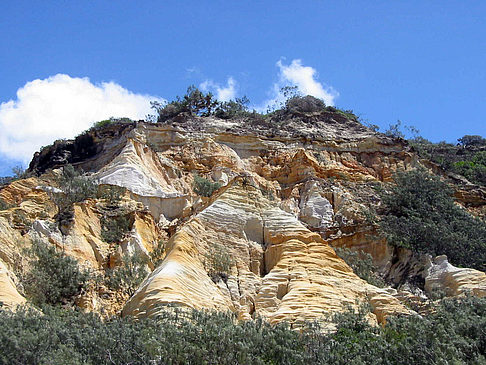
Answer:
[
  {"left": 378, "top": 168, "right": 486, "bottom": 271},
  {"left": 100, "top": 214, "right": 132, "bottom": 243},
  {"left": 154, "top": 85, "right": 219, "bottom": 121},
  {"left": 0, "top": 198, "right": 11, "bottom": 210},
  {"left": 214, "top": 96, "right": 251, "bottom": 119},
  {"left": 0, "top": 296, "right": 485, "bottom": 364},
  {"left": 21, "top": 240, "right": 89, "bottom": 306},
  {"left": 458, "top": 134, "right": 486, "bottom": 148},
  {"left": 150, "top": 239, "right": 167, "bottom": 267},
  {"left": 411, "top": 136, "right": 486, "bottom": 186},
  {"left": 285, "top": 95, "right": 326, "bottom": 114},
  {"left": 104, "top": 253, "right": 149, "bottom": 297},
  {"left": 97, "top": 184, "right": 127, "bottom": 207},
  {"left": 50, "top": 164, "right": 97, "bottom": 221},
  {"left": 451, "top": 151, "right": 486, "bottom": 185},
  {"left": 153, "top": 86, "right": 252, "bottom": 122},
  {"left": 91, "top": 117, "right": 133, "bottom": 130},
  {"left": 204, "top": 244, "right": 233, "bottom": 282},
  {"left": 193, "top": 174, "right": 221, "bottom": 197},
  {"left": 334, "top": 247, "right": 385, "bottom": 287}
]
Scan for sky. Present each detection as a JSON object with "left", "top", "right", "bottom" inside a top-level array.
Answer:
[{"left": 0, "top": 1, "right": 485, "bottom": 175}]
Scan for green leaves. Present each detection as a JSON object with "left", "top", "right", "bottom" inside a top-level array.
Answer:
[
  {"left": 193, "top": 174, "right": 221, "bottom": 197},
  {"left": 379, "top": 168, "right": 486, "bottom": 271},
  {"left": 153, "top": 85, "right": 251, "bottom": 121},
  {"left": 104, "top": 253, "right": 149, "bottom": 297},
  {"left": 21, "top": 240, "right": 89, "bottom": 306},
  {"left": 1, "top": 297, "right": 485, "bottom": 364},
  {"left": 334, "top": 247, "right": 385, "bottom": 287}
]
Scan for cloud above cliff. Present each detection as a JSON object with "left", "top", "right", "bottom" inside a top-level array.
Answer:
[
  {"left": 277, "top": 59, "right": 338, "bottom": 105},
  {"left": 0, "top": 74, "right": 162, "bottom": 164},
  {"left": 259, "top": 59, "right": 338, "bottom": 111},
  {"left": 200, "top": 77, "right": 237, "bottom": 102}
]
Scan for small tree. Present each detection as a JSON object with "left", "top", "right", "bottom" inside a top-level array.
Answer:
[
  {"left": 154, "top": 86, "right": 220, "bottom": 121},
  {"left": 214, "top": 96, "right": 250, "bottom": 119},
  {"left": 100, "top": 214, "right": 132, "bottom": 243}
]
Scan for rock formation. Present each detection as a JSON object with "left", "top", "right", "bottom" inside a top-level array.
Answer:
[{"left": 0, "top": 110, "right": 484, "bottom": 325}]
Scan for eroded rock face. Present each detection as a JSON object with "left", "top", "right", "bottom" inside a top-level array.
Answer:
[
  {"left": 123, "top": 180, "right": 410, "bottom": 326},
  {"left": 0, "top": 113, "right": 483, "bottom": 325}
]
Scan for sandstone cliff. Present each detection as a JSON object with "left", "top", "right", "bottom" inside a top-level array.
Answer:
[{"left": 0, "top": 110, "right": 484, "bottom": 325}]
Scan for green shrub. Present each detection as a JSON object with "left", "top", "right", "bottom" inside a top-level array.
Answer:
[
  {"left": 334, "top": 247, "right": 385, "bottom": 287},
  {"left": 214, "top": 96, "right": 251, "bottom": 119},
  {"left": 411, "top": 136, "right": 486, "bottom": 186},
  {"left": 50, "top": 164, "right": 97, "bottom": 221},
  {"left": 451, "top": 151, "right": 486, "bottom": 185},
  {"left": 285, "top": 95, "right": 326, "bottom": 114},
  {"left": 0, "top": 296, "right": 484, "bottom": 364},
  {"left": 153, "top": 86, "right": 253, "bottom": 122},
  {"left": 21, "top": 239, "right": 89, "bottom": 306},
  {"left": 100, "top": 214, "right": 132, "bottom": 243},
  {"left": 91, "top": 117, "right": 133, "bottom": 130},
  {"left": 0, "top": 166, "right": 28, "bottom": 186},
  {"left": 104, "top": 253, "right": 149, "bottom": 297},
  {"left": 97, "top": 184, "right": 127, "bottom": 207},
  {"left": 154, "top": 85, "right": 219, "bottom": 121},
  {"left": 193, "top": 174, "right": 221, "bottom": 197},
  {"left": 458, "top": 134, "right": 486, "bottom": 147},
  {"left": 378, "top": 168, "right": 486, "bottom": 270},
  {"left": 0, "top": 198, "right": 11, "bottom": 210},
  {"left": 204, "top": 244, "right": 233, "bottom": 282},
  {"left": 150, "top": 239, "right": 167, "bottom": 267}
]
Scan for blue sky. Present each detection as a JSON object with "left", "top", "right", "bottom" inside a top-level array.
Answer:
[{"left": 1, "top": 1, "right": 485, "bottom": 175}]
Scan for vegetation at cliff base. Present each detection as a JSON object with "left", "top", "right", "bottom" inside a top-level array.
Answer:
[
  {"left": 20, "top": 239, "right": 89, "bottom": 306},
  {"left": 0, "top": 296, "right": 485, "bottom": 364},
  {"left": 378, "top": 168, "right": 486, "bottom": 271}
]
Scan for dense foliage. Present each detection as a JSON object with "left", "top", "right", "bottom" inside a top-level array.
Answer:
[
  {"left": 91, "top": 117, "right": 134, "bottom": 130},
  {"left": 152, "top": 86, "right": 252, "bottom": 122},
  {"left": 0, "top": 198, "right": 11, "bottom": 210},
  {"left": 0, "top": 297, "right": 485, "bottom": 364},
  {"left": 411, "top": 137, "right": 486, "bottom": 186},
  {"left": 452, "top": 150, "right": 486, "bottom": 186},
  {"left": 150, "top": 85, "right": 360, "bottom": 125},
  {"left": 378, "top": 168, "right": 486, "bottom": 271},
  {"left": 20, "top": 240, "right": 89, "bottom": 306}
]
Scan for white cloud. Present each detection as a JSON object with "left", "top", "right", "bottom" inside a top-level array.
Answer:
[
  {"left": 200, "top": 77, "right": 237, "bottom": 102},
  {"left": 259, "top": 59, "right": 339, "bottom": 112},
  {"left": 0, "top": 74, "right": 163, "bottom": 164}
]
